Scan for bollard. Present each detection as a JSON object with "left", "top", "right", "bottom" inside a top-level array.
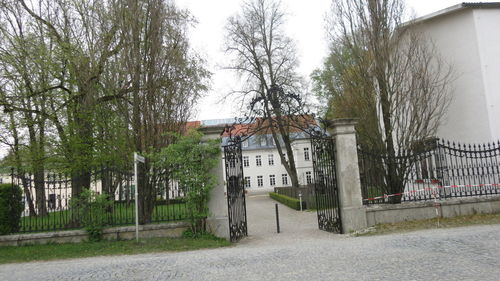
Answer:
[
  {"left": 275, "top": 203, "right": 280, "bottom": 233},
  {"left": 299, "top": 192, "right": 303, "bottom": 211}
]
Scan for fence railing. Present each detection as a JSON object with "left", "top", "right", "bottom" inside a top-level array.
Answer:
[
  {"left": 273, "top": 185, "right": 316, "bottom": 209},
  {"left": 9, "top": 167, "right": 188, "bottom": 233},
  {"left": 358, "top": 139, "right": 500, "bottom": 205}
]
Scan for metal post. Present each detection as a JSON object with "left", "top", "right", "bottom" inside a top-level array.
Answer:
[
  {"left": 134, "top": 153, "right": 139, "bottom": 242},
  {"left": 275, "top": 203, "right": 280, "bottom": 233},
  {"left": 299, "top": 192, "right": 303, "bottom": 211}
]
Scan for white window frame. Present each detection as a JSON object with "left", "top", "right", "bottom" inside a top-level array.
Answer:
[
  {"left": 260, "top": 137, "right": 267, "bottom": 147},
  {"left": 304, "top": 147, "right": 310, "bottom": 161},
  {"left": 244, "top": 176, "right": 251, "bottom": 188},
  {"left": 306, "top": 171, "right": 312, "bottom": 184},
  {"left": 268, "top": 154, "right": 274, "bottom": 166},
  {"left": 243, "top": 156, "right": 249, "bottom": 167},
  {"left": 282, "top": 174, "right": 288, "bottom": 186},
  {"left": 256, "top": 155, "right": 262, "bottom": 167},
  {"left": 257, "top": 176, "right": 263, "bottom": 187},
  {"left": 269, "top": 174, "right": 276, "bottom": 186}
]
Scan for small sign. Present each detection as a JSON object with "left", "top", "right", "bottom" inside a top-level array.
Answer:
[{"left": 135, "top": 153, "right": 145, "bottom": 163}]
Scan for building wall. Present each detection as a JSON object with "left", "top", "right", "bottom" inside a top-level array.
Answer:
[
  {"left": 416, "top": 8, "right": 499, "bottom": 142},
  {"left": 474, "top": 9, "right": 500, "bottom": 141}
]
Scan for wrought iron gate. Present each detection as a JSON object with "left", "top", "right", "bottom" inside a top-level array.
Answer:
[
  {"left": 223, "top": 138, "right": 248, "bottom": 242},
  {"left": 311, "top": 137, "right": 342, "bottom": 233}
]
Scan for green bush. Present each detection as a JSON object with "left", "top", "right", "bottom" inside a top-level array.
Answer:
[
  {"left": 269, "top": 192, "right": 305, "bottom": 210},
  {"left": 155, "top": 198, "right": 186, "bottom": 205},
  {"left": 0, "top": 183, "right": 23, "bottom": 235},
  {"left": 70, "top": 189, "right": 113, "bottom": 242}
]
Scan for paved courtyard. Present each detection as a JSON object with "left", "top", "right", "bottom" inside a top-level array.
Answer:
[{"left": 1, "top": 193, "right": 499, "bottom": 281}]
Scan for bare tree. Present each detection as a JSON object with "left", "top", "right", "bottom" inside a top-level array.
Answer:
[
  {"left": 224, "top": 0, "right": 311, "bottom": 188},
  {"left": 313, "top": 0, "right": 454, "bottom": 202}
]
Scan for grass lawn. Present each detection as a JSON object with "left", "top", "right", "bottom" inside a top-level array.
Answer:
[
  {"left": 0, "top": 235, "right": 231, "bottom": 264},
  {"left": 356, "top": 213, "right": 500, "bottom": 236},
  {"left": 20, "top": 203, "right": 189, "bottom": 233}
]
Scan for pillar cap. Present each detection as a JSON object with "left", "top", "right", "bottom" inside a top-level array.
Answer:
[
  {"left": 330, "top": 118, "right": 358, "bottom": 127},
  {"left": 326, "top": 118, "right": 358, "bottom": 136}
]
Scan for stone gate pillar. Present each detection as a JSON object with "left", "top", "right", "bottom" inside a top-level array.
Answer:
[
  {"left": 329, "top": 119, "right": 367, "bottom": 233},
  {"left": 200, "top": 126, "right": 230, "bottom": 240}
]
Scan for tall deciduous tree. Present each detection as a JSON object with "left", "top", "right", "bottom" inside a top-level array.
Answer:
[
  {"left": 120, "top": 0, "right": 210, "bottom": 223},
  {"left": 313, "top": 0, "right": 454, "bottom": 202},
  {"left": 224, "top": 0, "right": 309, "bottom": 188},
  {"left": 0, "top": 0, "right": 209, "bottom": 222}
]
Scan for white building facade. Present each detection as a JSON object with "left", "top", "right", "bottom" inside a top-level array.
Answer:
[
  {"left": 414, "top": 3, "right": 500, "bottom": 142},
  {"left": 237, "top": 134, "right": 313, "bottom": 190},
  {"left": 204, "top": 118, "right": 315, "bottom": 190}
]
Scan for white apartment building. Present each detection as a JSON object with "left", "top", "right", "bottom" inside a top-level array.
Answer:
[
  {"left": 413, "top": 2, "right": 500, "bottom": 142},
  {"left": 201, "top": 119, "right": 315, "bottom": 190},
  {"left": 236, "top": 134, "right": 313, "bottom": 190}
]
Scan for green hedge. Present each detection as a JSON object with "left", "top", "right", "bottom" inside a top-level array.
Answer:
[
  {"left": 0, "top": 183, "right": 23, "bottom": 235},
  {"left": 269, "top": 192, "right": 305, "bottom": 210}
]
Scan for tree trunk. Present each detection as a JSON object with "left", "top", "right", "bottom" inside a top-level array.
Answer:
[
  {"left": 9, "top": 111, "right": 37, "bottom": 216},
  {"left": 33, "top": 169, "right": 47, "bottom": 216},
  {"left": 71, "top": 171, "right": 91, "bottom": 198},
  {"left": 137, "top": 162, "right": 155, "bottom": 224}
]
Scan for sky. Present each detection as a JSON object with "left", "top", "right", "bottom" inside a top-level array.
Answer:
[{"left": 175, "top": 0, "right": 464, "bottom": 121}]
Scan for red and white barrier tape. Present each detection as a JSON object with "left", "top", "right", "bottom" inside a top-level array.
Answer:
[{"left": 363, "top": 182, "right": 500, "bottom": 201}]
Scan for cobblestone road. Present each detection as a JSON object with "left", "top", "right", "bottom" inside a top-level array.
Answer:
[{"left": 1, "top": 193, "right": 499, "bottom": 281}]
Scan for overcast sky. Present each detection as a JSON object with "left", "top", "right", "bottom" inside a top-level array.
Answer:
[{"left": 175, "top": 0, "right": 464, "bottom": 121}]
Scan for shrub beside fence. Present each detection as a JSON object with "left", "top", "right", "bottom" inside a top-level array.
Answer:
[
  {"left": 7, "top": 168, "right": 188, "bottom": 234},
  {"left": 358, "top": 139, "right": 500, "bottom": 205},
  {"left": 0, "top": 184, "right": 23, "bottom": 235}
]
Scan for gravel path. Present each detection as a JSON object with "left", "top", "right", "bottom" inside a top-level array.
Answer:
[{"left": 1, "top": 193, "right": 499, "bottom": 281}]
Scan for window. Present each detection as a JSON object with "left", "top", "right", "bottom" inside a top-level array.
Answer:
[
  {"left": 257, "top": 176, "right": 263, "bottom": 187},
  {"left": 243, "top": 156, "right": 249, "bottom": 167},
  {"left": 306, "top": 171, "right": 312, "bottom": 184},
  {"left": 256, "top": 155, "right": 262, "bottom": 167},
  {"left": 269, "top": 175, "right": 276, "bottom": 186},
  {"left": 304, "top": 147, "right": 310, "bottom": 161},
  {"left": 268, "top": 154, "right": 274, "bottom": 166},
  {"left": 260, "top": 137, "right": 267, "bottom": 147},
  {"left": 282, "top": 174, "right": 288, "bottom": 186},
  {"left": 244, "top": 176, "right": 251, "bottom": 188},
  {"left": 242, "top": 140, "right": 249, "bottom": 148}
]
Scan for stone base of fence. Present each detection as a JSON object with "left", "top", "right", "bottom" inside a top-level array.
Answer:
[
  {"left": 0, "top": 222, "right": 189, "bottom": 247},
  {"left": 365, "top": 195, "right": 500, "bottom": 226}
]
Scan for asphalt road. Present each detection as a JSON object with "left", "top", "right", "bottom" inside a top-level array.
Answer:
[{"left": 1, "top": 192, "right": 499, "bottom": 281}]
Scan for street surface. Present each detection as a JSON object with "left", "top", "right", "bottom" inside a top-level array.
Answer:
[{"left": 1, "top": 191, "right": 499, "bottom": 281}]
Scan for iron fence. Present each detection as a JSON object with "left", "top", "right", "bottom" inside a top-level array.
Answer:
[
  {"left": 9, "top": 167, "right": 188, "bottom": 233},
  {"left": 273, "top": 185, "right": 316, "bottom": 209},
  {"left": 358, "top": 139, "right": 500, "bottom": 205}
]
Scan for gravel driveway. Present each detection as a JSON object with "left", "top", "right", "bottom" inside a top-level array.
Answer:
[{"left": 1, "top": 193, "right": 499, "bottom": 281}]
